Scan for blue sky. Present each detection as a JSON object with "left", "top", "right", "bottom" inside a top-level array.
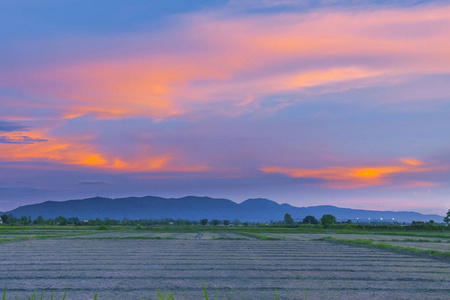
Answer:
[{"left": 0, "top": 0, "right": 449, "bottom": 215}]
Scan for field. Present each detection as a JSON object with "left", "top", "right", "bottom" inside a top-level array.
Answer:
[{"left": 0, "top": 227, "right": 449, "bottom": 299}]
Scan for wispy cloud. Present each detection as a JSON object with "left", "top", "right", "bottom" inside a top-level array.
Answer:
[
  {"left": 261, "top": 159, "right": 445, "bottom": 189},
  {"left": 0, "top": 120, "right": 28, "bottom": 132},
  {"left": 2, "top": 3, "right": 450, "bottom": 121},
  {"left": 0, "top": 129, "right": 209, "bottom": 173},
  {"left": 0, "top": 135, "right": 48, "bottom": 144}
]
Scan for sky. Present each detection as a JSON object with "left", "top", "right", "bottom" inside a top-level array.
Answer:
[{"left": 1, "top": 0, "right": 449, "bottom": 215}]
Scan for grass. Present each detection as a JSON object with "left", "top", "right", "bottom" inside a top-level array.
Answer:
[
  {"left": 401, "top": 238, "right": 438, "bottom": 242},
  {"left": 1, "top": 224, "right": 448, "bottom": 238},
  {"left": 202, "top": 281, "right": 208, "bottom": 300},
  {"left": 1, "top": 224, "right": 447, "bottom": 245},
  {"left": 212, "top": 236, "right": 248, "bottom": 240},
  {"left": 238, "top": 232, "right": 285, "bottom": 240},
  {"left": 320, "top": 236, "right": 450, "bottom": 259},
  {"left": 0, "top": 231, "right": 117, "bottom": 244},
  {"left": 14, "top": 289, "right": 68, "bottom": 300},
  {"left": 71, "top": 235, "right": 176, "bottom": 240},
  {"left": 1, "top": 285, "right": 288, "bottom": 300},
  {"left": 0, "top": 226, "right": 130, "bottom": 244}
]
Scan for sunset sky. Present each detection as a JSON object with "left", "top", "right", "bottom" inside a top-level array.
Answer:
[{"left": 1, "top": 0, "right": 449, "bottom": 215}]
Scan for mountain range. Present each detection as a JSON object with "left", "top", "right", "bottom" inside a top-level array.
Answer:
[{"left": 0, "top": 196, "right": 444, "bottom": 223}]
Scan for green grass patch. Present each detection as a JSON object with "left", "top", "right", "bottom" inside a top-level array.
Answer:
[
  {"left": 212, "top": 236, "right": 248, "bottom": 240},
  {"left": 239, "top": 232, "right": 285, "bottom": 240},
  {"left": 1, "top": 285, "right": 288, "bottom": 300},
  {"left": 402, "top": 238, "right": 432, "bottom": 242},
  {"left": 2, "top": 225, "right": 448, "bottom": 238},
  {"left": 0, "top": 228, "right": 124, "bottom": 244},
  {"left": 70, "top": 235, "right": 176, "bottom": 240},
  {"left": 320, "top": 236, "right": 450, "bottom": 259}
]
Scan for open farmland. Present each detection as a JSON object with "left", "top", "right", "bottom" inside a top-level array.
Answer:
[
  {"left": 0, "top": 229, "right": 449, "bottom": 299},
  {"left": 260, "top": 232, "right": 450, "bottom": 253}
]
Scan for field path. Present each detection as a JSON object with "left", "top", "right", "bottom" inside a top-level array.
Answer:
[{"left": 0, "top": 238, "right": 448, "bottom": 299}]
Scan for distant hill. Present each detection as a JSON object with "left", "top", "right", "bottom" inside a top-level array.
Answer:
[{"left": 1, "top": 196, "right": 444, "bottom": 223}]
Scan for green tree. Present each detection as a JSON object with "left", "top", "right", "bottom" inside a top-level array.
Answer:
[
  {"left": 284, "top": 213, "right": 294, "bottom": 225},
  {"left": 223, "top": 220, "right": 230, "bottom": 226},
  {"left": 2, "top": 214, "right": 18, "bottom": 225},
  {"left": 55, "top": 216, "right": 67, "bottom": 226},
  {"left": 1, "top": 214, "right": 8, "bottom": 224},
  {"left": 20, "top": 216, "right": 29, "bottom": 225},
  {"left": 302, "top": 215, "right": 319, "bottom": 224},
  {"left": 211, "top": 219, "right": 219, "bottom": 226},
  {"left": 320, "top": 214, "right": 336, "bottom": 229},
  {"left": 200, "top": 219, "right": 208, "bottom": 226},
  {"left": 444, "top": 209, "right": 450, "bottom": 225},
  {"left": 35, "top": 216, "right": 45, "bottom": 225},
  {"left": 104, "top": 218, "right": 119, "bottom": 226},
  {"left": 68, "top": 217, "right": 81, "bottom": 226}
]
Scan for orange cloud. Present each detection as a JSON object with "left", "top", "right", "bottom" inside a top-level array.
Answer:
[
  {"left": 2, "top": 4, "right": 450, "bottom": 121},
  {"left": 399, "top": 158, "right": 424, "bottom": 166},
  {"left": 1, "top": 4, "right": 450, "bottom": 177},
  {"left": 261, "top": 158, "right": 441, "bottom": 189},
  {"left": 0, "top": 130, "right": 209, "bottom": 173}
]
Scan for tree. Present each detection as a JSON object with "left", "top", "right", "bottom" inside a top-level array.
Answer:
[
  {"left": 302, "top": 215, "right": 319, "bottom": 225},
  {"left": 20, "top": 216, "right": 29, "bottom": 226},
  {"left": 1, "top": 214, "right": 8, "bottom": 224},
  {"left": 2, "top": 214, "right": 17, "bottom": 225},
  {"left": 68, "top": 217, "right": 81, "bottom": 226},
  {"left": 320, "top": 214, "right": 336, "bottom": 229},
  {"left": 444, "top": 209, "right": 450, "bottom": 226},
  {"left": 35, "top": 216, "right": 45, "bottom": 225},
  {"left": 211, "top": 219, "right": 219, "bottom": 226},
  {"left": 55, "top": 216, "right": 67, "bottom": 226},
  {"left": 223, "top": 220, "right": 230, "bottom": 226},
  {"left": 200, "top": 219, "right": 208, "bottom": 226},
  {"left": 284, "top": 213, "right": 294, "bottom": 225}
]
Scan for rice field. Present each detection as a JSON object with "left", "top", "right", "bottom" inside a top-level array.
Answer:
[{"left": 0, "top": 229, "right": 449, "bottom": 299}]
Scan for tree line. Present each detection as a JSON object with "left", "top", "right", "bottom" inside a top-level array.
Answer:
[
  {"left": 1, "top": 210, "right": 448, "bottom": 228},
  {"left": 0, "top": 213, "right": 330, "bottom": 227},
  {"left": 0, "top": 213, "right": 328, "bottom": 227},
  {"left": 0, "top": 214, "right": 204, "bottom": 226}
]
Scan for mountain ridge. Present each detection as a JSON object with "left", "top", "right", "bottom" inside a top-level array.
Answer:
[{"left": 0, "top": 195, "right": 444, "bottom": 223}]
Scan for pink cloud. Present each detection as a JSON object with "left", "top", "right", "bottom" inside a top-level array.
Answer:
[
  {"left": 0, "top": 128, "right": 210, "bottom": 173},
  {"left": 1, "top": 4, "right": 450, "bottom": 174},
  {"left": 1, "top": 3, "right": 450, "bottom": 121}
]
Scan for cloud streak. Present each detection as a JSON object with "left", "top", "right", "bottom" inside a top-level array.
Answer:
[
  {"left": 2, "top": 3, "right": 450, "bottom": 121},
  {"left": 0, "top": 121, "right": 28, "bottom": 132},
  {"left": 0, "top": 135, "right": 48, "bottom": 144},
  {"left": 261, "top": 159, "right": 445, "bottom": 189}
]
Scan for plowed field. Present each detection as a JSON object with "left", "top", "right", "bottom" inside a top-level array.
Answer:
[{"left": 1, "top": 234, "right": 449, "bottom": 299}]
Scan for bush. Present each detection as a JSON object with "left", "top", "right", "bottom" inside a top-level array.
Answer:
[{"left": 97, "top": 225, "right": 110, "bottom": 230}]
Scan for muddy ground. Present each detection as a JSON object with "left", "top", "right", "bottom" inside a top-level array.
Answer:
[{"left": 0, "top": 233, "right": 449, "bottom": 299}]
